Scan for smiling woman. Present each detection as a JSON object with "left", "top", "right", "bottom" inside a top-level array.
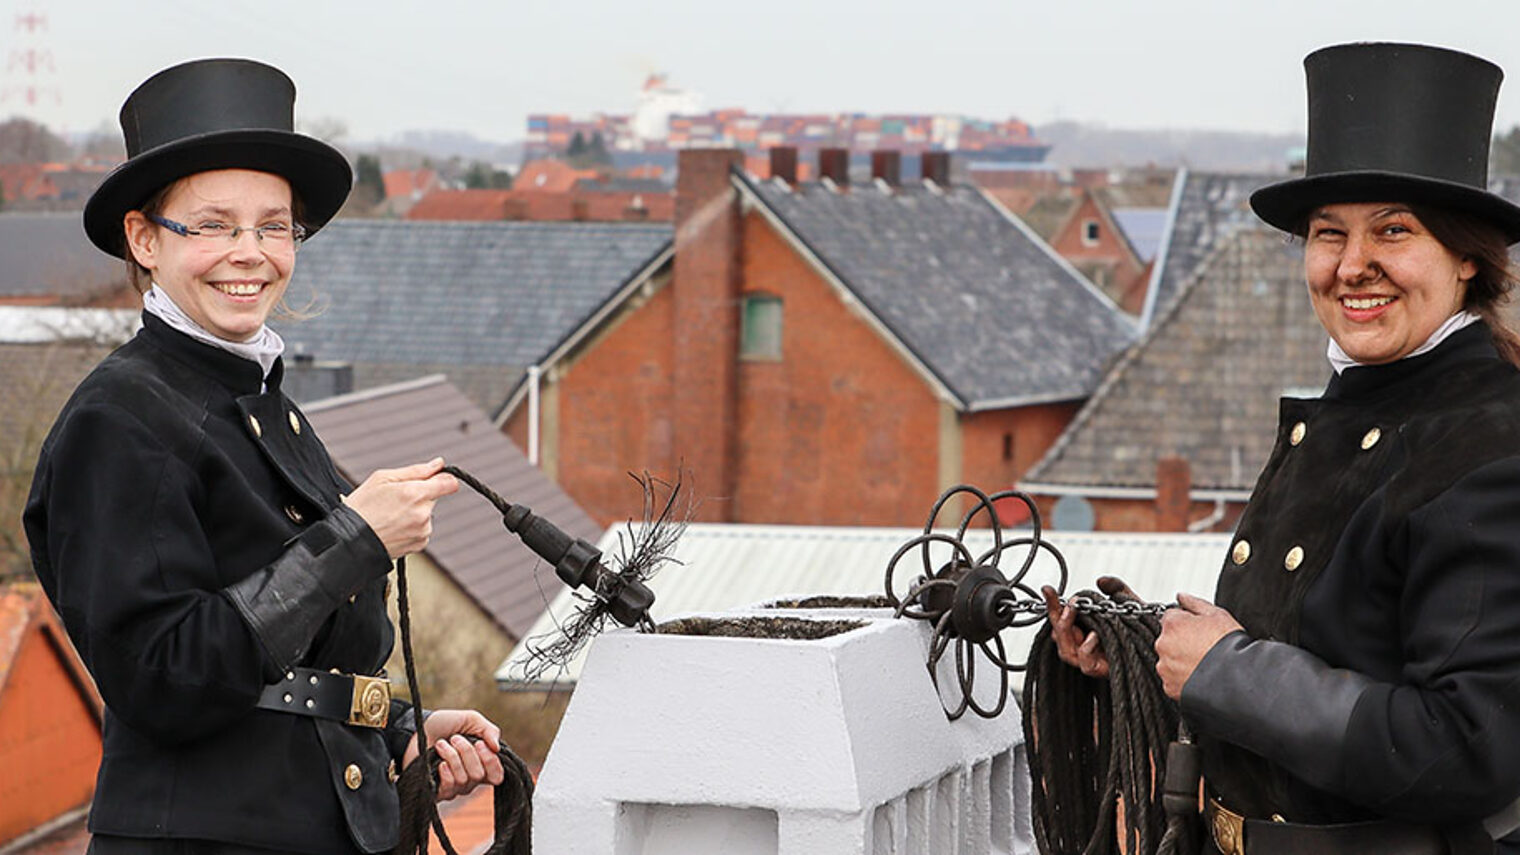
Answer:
[
  {"left": 1043, "top": 42, "right": 1520, "bottom": 855},
  {"left": 124, "top": 169, "right": 299, "bottom": 342},
  {"left": 1303, "top": 202, "right": 1477, "bottom": 366},
  {"left": 25, "top": 59, "right": 506, "bottom": 855}
]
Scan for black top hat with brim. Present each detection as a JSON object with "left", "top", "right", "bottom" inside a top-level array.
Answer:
[
  {"left": 1251, "top": 42, "right": 1520, "bottom": 244},
  {"left": 83, "top": 58, "right": 352, "bottom": 258}
]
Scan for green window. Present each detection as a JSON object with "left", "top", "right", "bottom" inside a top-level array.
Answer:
[{"left": 741, "top": 294, "right": 783, "bottom": 361}]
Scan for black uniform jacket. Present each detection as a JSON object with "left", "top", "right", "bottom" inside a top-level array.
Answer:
[
  {"left": 25, "top": 314, "right": 414, "bottom": 854},
  {"left": 1181, "top": 323, "right": 1520, "bottom": 847}
]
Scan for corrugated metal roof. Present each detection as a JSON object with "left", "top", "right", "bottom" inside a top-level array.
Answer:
[
  {"left": 0, "top": 307, "right": 139, "bottom": 344},
  {"left": 303, "top": 376, "right": 602, "bottom": 639},
  {"left": 497, "top": 523, "right": 1231, "bottom": 687}
]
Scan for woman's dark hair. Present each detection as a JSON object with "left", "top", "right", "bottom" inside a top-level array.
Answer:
[{"left": 1408, "top": 203, "right": 1520, "bottom": 366}]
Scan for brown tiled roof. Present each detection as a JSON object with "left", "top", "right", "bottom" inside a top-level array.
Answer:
[
  {"left": 405, "top": 189, "right": 514, "bottom": 220},
  {"left": 382, "top": 169, "right": 439, "bottom": 201},
  {"left": 405, "top": 188, "right": 674, "bottom": 223},
  {"left": 0, "top": 581, "right": 102, "bottom": 713},
  {"left": 514, "top": 160, "right": 599, "bottom": 193},
  {"left": 304, "top": 377, "right": 601, "bottom": 638},
  {"left": 1023, "top": 228, "right": 1329, "bottom": 492}
]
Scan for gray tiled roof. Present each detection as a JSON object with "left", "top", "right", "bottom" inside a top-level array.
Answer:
[
  {"left": 1141, "top": 172, "right": 1283, "bottom": 331},
  {"left": 274, "top": 220, "right": 672, "bottom": 413},
  {"left": 1024, "top": 228, "right": 1329, "bottom": 492},
  {"left": 741, "top": 176, "right": 1136, "bottom": 408},
  {"left": 0, "top": 213, "right": 125, "bottom": 299},
  {"left": 304, "top": 376, "right": 602, "bottom": 638},
  {"left": 1029, "top": 174, "right": 1520, "bottom": 493}
]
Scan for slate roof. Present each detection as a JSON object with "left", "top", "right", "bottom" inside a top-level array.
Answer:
[
  {"left": 738, "top": 175, "right": 1137, "bottom": 409},
  {"left": 1139, "top": 171, "right": 1282, "bottom": 332},
  {"left": 1023, "top": 228, "right": 1328, "bottom": 494},
  {"left": 303, "top": 376, "right": 603, "bottom": 639},
  {"left": 497, "top": 523, "right": 1231, "bottom": 687},
  {"left": 273, "top": 220, "right": 672, "bottom": 413},
  {"left": 1111, "top": 208, "right": 1168, "bottom": 261},
  {"left": 1024, "top": 173, "right": 1520, "bottom": 495},
  {"left": 0, "top": 214, "right": 125, "bottom": 301}
]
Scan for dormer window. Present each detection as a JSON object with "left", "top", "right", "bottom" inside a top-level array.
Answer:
[{"left": 1082, "top": 220, "right": 1101, "bottom": 246}]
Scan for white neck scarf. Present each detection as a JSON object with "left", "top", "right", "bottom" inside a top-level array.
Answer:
[
  {"left": 143, "top": 284, "right": 285, "bottom": 391},
  {"left": 1327, "top": 310, "right": 1482, "bottom": 375}
]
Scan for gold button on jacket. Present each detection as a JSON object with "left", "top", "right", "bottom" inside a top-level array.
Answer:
[
  {"left": 344, "top": 763, "right": 363, "bottom": 790},
  {"left": 1231, "top": 540, "right": 1251, "bottom": 565}
]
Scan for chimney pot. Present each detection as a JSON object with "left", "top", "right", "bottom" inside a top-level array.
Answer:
[
  {"left": 818, "top": 148, "right": 850, "bottom": 186},
  {"left": 770, "top": 146, "right": 798, "bottom": 184},
  {"left": 870, "top": 150, "right": 901, "bottom": 187},
  {"left": 1155, "top": 455, "right": 1191, "bottom": 532},
  {"left": 921, "top": 151, "right": 951, "bottom": 186}
]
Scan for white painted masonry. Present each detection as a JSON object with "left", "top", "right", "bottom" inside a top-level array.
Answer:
[{"left": 534, "top": 604, "right": 1035, "bottom": 855}]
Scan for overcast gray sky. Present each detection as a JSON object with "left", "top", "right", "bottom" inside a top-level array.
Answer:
[{"left": 5, "top": 0, "right": 1520, "bottom": 144}]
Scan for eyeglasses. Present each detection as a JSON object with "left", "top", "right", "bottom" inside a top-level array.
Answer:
[{"left": 150, "top": 215, "right": 307, "bottom": 248}]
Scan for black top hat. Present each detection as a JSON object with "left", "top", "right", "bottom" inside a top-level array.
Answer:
[
  {"left": 1251, "top": 42, "right": 1520, "bottom": 244},
  {"left": 83, "top": 58, "right": 352, "bottom": 258}
]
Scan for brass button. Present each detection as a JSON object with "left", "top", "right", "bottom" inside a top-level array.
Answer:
[
  {"left": 348, "top": 594, "right": 357, "bottom": 604},
  {"left": 1289, "top": 421, "right": 1306, "bottom": 446},
  {"left": 387, "top": 759, "right": 399, "bottom": 784},
  {"left": 248, "top": 414, "right": 262, "bottom": 437},
  {"left": 1284, "top": 546, "right": 1304, "bottom": 572},
  {"left": 285, "top": 505, "right": 304, "bottom": 524},
  {"left": 344, "top": 763, "right": 363, "bottom": 790},
  {"left": 288, "top": 411, "right": 302, "bottom": 434},
  {"left": 1361, "top": 427, "right": 1382, "bottom": 450},
  {"left": 1231, "top": 539, "right": 1251, "bottom": 565},
  {"left": 1272, "top": 813, "right": 1287, "bottom": 823}
]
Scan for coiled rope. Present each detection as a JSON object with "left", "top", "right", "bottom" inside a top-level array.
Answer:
[{"left": 1022, "top": 595, "right": 1196, "bottom": 855}]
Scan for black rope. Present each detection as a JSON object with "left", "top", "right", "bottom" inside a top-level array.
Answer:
[
  {"left": 389, "top": 465, "right": 678, "bottom": 854},
  {"left": 1022, "top": 596, "right": 1191, "bottom": 855},
  {"left": 390, "top": 468, "right": 537, "bottom": 855}
]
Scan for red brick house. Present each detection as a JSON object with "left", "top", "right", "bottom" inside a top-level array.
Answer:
[
  {"left": 0, "top": 582, "right": 103, "bottom": 848},
  {"left": 1046, "top": 187, "right": 1149, "bottom": 314},
  {"left": 497, "top": 147, "right": 1136, "bottom": 528}
]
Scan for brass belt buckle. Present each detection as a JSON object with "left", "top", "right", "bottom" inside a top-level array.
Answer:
[
  {"left": 1209, "top": 798, "right": 1245, "bottom": 855},
  {"left": 349, "top": 674, "right": 391, "bottom": 728}
]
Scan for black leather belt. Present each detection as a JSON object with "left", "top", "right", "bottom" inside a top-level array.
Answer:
[
  {"left": 255, "top": 666, "right": 391, "bottom": 728},
  {"left": 1207, "top": 798, "right": 1446, "bottom": 855}
]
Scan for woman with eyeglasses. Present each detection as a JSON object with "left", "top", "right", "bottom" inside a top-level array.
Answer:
[{"left": 24, "top": 59, "right": 503, "bottom": 854}]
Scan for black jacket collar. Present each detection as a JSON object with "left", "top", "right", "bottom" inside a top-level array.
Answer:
[
  {"left": 136, "top": 311, "right": 284, "bottom": 396},
  {"left": 1324, "top": 322, "right": 1498, "bottom": 404}
]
